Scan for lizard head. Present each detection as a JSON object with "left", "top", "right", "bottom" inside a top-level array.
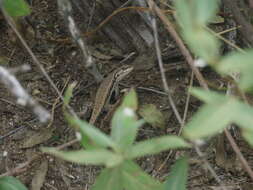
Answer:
[{"left": 114, "top": 65, "right": 133, "bottom": 82}]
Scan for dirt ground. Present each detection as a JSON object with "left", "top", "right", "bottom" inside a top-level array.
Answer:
[{"left": 1, "top": 0, "right": 253, "bottom": 190}]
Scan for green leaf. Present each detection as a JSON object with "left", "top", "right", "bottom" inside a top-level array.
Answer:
[
  {"left": 41, "top": 148, "right": 123, "bottom": 167},
  {"left": 175, "top": 0, "right": 220, "bottom": 63},
  {"left": 138, "top": 104, "right": 166, "bottom": 129},
  {"left": 164, "top": 157, "right": 188, "bottom": 190},
  {"left": 183, "top": 90, "right": 233, "bottom": 139},
  {"left": 184, "top": 89, "right": 253, "bottom": 140},
  {"left": 190, "top": 88, "right": 226, "bottom": 103},
  {"left": 181, "top": 29, "right": 220, "bottom": 63},
  {"left": 3, "top": 0, "right": 31, "bottom": 17},
  {"left": 217, "top": 49, "right": 253, "bottom": 90},
  {"left": 122, "top": 161, "right": 163, "bottom": 190},
  {"left": 111, "top": 98, "right": 144, "bottom": 150},
  {"left": 120, "top": 88, "right": 138, "bottom": 110},
  {"left": 66, "top": 115, "right": 118, "bottom": 150},
  {"left": 92, "top": 167, "right": 124, "bottom": 190},
  {"left": 242, "top": 129, "right": 253, "bottom": 146},
  {"left": 194, "top": 0, "right": 220, "bottom": 25},
  {"left": 0, "top": 176, "right": 28, "bottom": 190},
  {"left": 128, "top": 136, "right": 190, "bottom": 159},
  {"left": 175, "top": 0, "right": 220, "bottom": 27},
  {"left": 63, "top": 82, "right": 76, "bottom": 106}
]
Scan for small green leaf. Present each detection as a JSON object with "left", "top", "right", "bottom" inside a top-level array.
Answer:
[
  {"left": 120, "top": 88, "right": 138, "bottom": 110},
  {"left": 138, "top": 104, "right": 166, "bottom": 129},
  {"left": 3, "top": 0, "right": 31, "bottom": 17},
  {"left": 242, "top": 129, "right": 253, "bottom": 146},
  {"left": 210, "top": 15, "right": 224, "bottom": 24},
  {"left": 217, "top": 49, "right": 253, "bottom": 90},
  {"left": 63, "top": 82, "right": 76, "bottom": 106},
  {"left": 128, "top": 136, "right": 190, "bottom": 159},
  {"left": 111, "top": 102, "right": 144, "bottom": 151},
  {"left": 42, "top": 148, "right": 123, "bottom": 167},
  {"left": 0, "top": 176, "right": 28, "bottom": 190},
  {"left": 164, "top": 157, "right": 188, "bottom": 190},
  {"left": 92, "top": 167, "right": 124, "bottom": 190},
  {"left": 66, "top": 115, "right": 118, "bottom": 150},
  {"left": 122, "top": 161, "right": 163, "bottom": 190}
]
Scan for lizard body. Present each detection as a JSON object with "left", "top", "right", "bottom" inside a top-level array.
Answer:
[{"left": 89, "top": 65, "right": 133, "bottom": 125}]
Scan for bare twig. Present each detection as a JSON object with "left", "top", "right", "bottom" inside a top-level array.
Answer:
[
  {"left": 194, "top": 146, "right": 228, "bottom": 190},
  {"left": 224, "top": 129, "right": 253, "bottom": 180},
  {"left": 0, "top": 65, "right": 50, "bottom": 122},
  {"left": 182, "top": 71, "right": 194, "bottom": 126},
  {"left": 148, "top": 0, "right": 183, "bottom": 126},
  {"left": 57, "top": 0, "right": 103, "bottom": 82},
  {"left": 148, "top": 0, "right": 208, "bottom": 90},
  {"left": 0, "top": 154, "right": 41, "bottom": 177}
]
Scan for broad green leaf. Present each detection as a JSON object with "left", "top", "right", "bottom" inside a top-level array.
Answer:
[
  {"left": 66, "top": 115, "right": 118, "bottom": 150},
  {"left": 164, "top": 157, "right": 188, "bottom": 190},
  {"left": 92, "top": 167, "right": 124, "bottom": 190},
  {"left": 182, "top": 29, "right": 220, "bottom": 63},
  {"left": 128, "top": 136, "right": 190, "bottom": 159},
  {"left": 183, "top": 98, "right": 233, "bottom": 140},
  {"left": 231, "top": 101, "right": 253, "bottom": 131},
  {"left": 184, "top": 89, "right": 253, "bottom": 140},
  {"left": 190, "top": 88, "right": 226, "bottom": 103},
  {"left": 217, "top": 49, "right": 253, "bottom": 90},
  {"left": 3, "top": 0, "right": 31, "bottom": 17},
  {"left": 175, "top": 0, "right": 220, "bottom": 27},
  {"left": 111, "top": 106, "right": 144, "bottom": 151},
  {"left": 174, "top": 0, "right": 192, "bottom": 30},
  {"left": 138, "top": 104, "right": 165, "bottom": 129},
  {"left": 242, "top": 129, "right": 253, "bottom": 146},
  {"left": 193, "top": 88, "right": 253, "bottom": 131},
  {"left": 0, "top": 176, "right": 28, "bottom": 190},
  {"left": 122, "top": 161, "right": 163, "bottom": 190},
  {"left": 120, "top": 88, "right": 138, "bottom": 110},
  {"left": 175, "top": 0, "right": 220, "bottom": 63},
  {"left": 42, "top": 148, "right": 123, "bottom": 167},
  {"left": 195, "top": 0, "right": 220, "bottom": 25}
]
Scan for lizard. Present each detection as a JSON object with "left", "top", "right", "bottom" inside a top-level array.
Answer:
[{"left": 89, "top": 65, "right": 133, "bottom": 125}]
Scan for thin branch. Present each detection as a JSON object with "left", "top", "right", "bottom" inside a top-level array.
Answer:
[
  {"left": 0, "top": 3, "right": 78, "bottom": 119},
  {"left": 194, "top": 146, "right": 228, "bottom": 190},
  {"left": 224, "top": 129, "right": 253, "bottom": 180},
  {"left": 148, "top": 1, "right": 183, "bottom": 126},
  {"left": 182, "top": 71, "right": 194, "bottom": 126},
  {"left": 57, "top": 0, "right": 103, "bottom": 82},
  {"left": 148, "top": 0, "right": 208, "bottom": 90},
  {"left": 0, "top": 65, "right": 50, "bottom": 122}
]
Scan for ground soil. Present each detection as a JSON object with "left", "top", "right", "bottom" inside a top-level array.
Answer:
[{"left": 0, "top": 0, "right": 253, "bottom": 190}]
